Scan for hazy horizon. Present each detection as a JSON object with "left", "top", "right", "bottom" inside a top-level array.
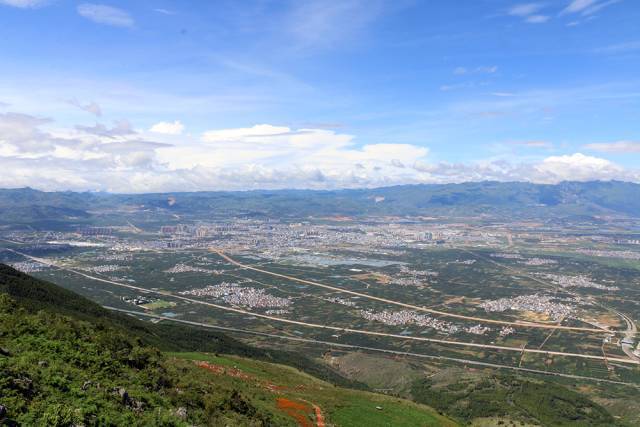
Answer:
[{"left": 2, "top": 178, "right": 639, "bottom": 196}]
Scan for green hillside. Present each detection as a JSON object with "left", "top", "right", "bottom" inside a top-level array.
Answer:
[
  {"left": 0, "top": 263, "right": 365, "bottom": 390},
  {"left": 411, "top": 374, "right": 618, "bottom": 426},
  {"left": 0, "top": 265, "right": 454, "bottom": 426}
]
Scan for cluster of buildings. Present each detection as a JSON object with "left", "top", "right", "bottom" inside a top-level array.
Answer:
[
  {"left": 499, "top": 326, "right": 515, "bottom": 337},
  {"left": 480, "top": 294, "right": 574, "bottom": 321},
  {"left": 265, "top": 309, "right": 290, "bottom": 315},
  {"left": 449, "top": 259, "right": 476, "bottom": 265},
  {"left": 324, "top": 297, "right": 357, "bottom": 307},
  {"left": 164, "top": 263, "right": 221, "bottom": 274},
  {"left": 490, "top": 253, "right": 557, "bottom": 266},
  {"left": 522, "top": 258, "right": 557, "bottom": 266},
  {"left": 539, "top": 273, "right": 619, "bottom": 291},
  {"left": 77, "top": 227, "right": 113, "bottom": 237},
  {"left": 8, "top": 261, "right": 47, "bottom": 273},
  {"left": 81, "top": 264, "right": 128, "bottom": 274},
  {"left": 359, "top": 309, "right": 493, "bottom": 336},
  {"left": 389, "top": 265, "right": 438, "bottom": 288},
  {"left": 94, "top": 252, "right": 131, "bottom": 262},
  {"left": 360, "top": 309, "right": 461, "bottom": 334},
  {"left": 490, "top": 253, "right": 524, "bottom": 260},
  {"left": 122, "top": 295, "right": 153, "bottom": 305},
  {"left": 147, "top": 219, "right": 460, "bottom": 256},
  {"left": 576, "top": 249, "right": 640, "bottom": 261},
  {"left": 179, "top": 282, "right": 292, "bottom": 309}
]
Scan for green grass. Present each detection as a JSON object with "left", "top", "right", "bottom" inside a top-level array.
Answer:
[
  {"left": 171, "top": 352, "right": 457, "bottom": 426},
  {"left": 140, "top": 299, "right": 176, "bottom": 310},
  {"left": 0, "top": 264, "right": 453, "bottom": 426},
  {"left": 330, "top": 394, "right": 449, "bottom": 427},
  {"left": 411, "top": 373, "right": 619, "bottom": 426}
]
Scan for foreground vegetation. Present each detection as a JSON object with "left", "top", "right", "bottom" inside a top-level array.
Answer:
[
  {"left": 411, "top": 374, "right": 618, "bottom": 426},
  {"left": 0, "top": 264, "right": 452, "bottom": 425},
  {"left": 0, "top": 291, "right": 303, "bottom": 425}
]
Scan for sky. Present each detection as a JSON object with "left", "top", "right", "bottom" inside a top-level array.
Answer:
[{"left": 0, "top": 0, "right": 639, "bottom": 192}]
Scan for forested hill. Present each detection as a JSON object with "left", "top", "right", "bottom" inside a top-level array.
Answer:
[{"left": 1, "top": 181, "right": 639, "bottom": 226}]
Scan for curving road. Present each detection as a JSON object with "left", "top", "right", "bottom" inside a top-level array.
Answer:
[{"left": 106, "top": 306, "right": 640, "bottom": 388}]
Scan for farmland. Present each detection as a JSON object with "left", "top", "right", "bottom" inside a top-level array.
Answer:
[{"left": 2, "top": 205, "right": 640, "bottom": 424}]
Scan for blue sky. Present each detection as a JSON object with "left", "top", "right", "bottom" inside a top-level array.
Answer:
[{"left": 1, "top": 0, "right": 639, "bottom": 192}]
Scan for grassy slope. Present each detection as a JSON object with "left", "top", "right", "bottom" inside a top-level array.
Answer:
[
  {"left": 0, "top": 265, "right": 453, "bottom": 425},
  {"left": 173, "top": 352, "right": 456, "bottom": 427},
  {"left": 0, "top": 263, "right": 365, "bottom": 390},
  {"left": 0, "top": 294, "right": 294, "bottom": 426},
  {"left": 411, "top": 373, "right": 619, "bottom": 426}
]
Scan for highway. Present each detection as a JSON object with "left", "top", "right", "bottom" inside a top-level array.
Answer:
[
  {"left": 8, "top": 248, "right": 639, "bottom": 366},
  {"left": 462, "top": 247, "right": 640, "bottom": 361},
  {"left": 213, "top": 249, "right": 610, "bottom": 334},
  {"left": 106, "top": 306, "right": 640, "bottom": 389}
]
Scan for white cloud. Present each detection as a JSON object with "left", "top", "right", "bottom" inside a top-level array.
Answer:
[
  {"left": 477, "top": 65, "right": 498, "bottom": 73},
  {"left": 0, "top": 0, "right": 48, "bottom": 7},
  {"left": 69, "top": 99, "right": 102, "bottom": 116},
  {"left": 584, "top": 141, "right": 640, "bottom": 153},
  {"left": 525, "top": 14, "right": 550, "bottom": 23},
  {"left": 507, "top": 3, "right": 550, "bottom": 23},
  {"left": 581, "top": 0, "right": 621, "bottom": 15},
  {"left": 508, "top": 3, "right": 544, "bottom": 17},
  {"left": 594, "top": 40, "right": 640, "bottom": 54},
  {"left": 454, "top": 66, "right": 498, "bottom": 75},
  {"left": 509, "top": 140, "right": 553, "bottom": 148},
  {"left": 1, "top": 112, "right": 638, "bottom": 192},
  {"left": 77, "top": 3, "right": 134, "bottom": 28},
  {"left": 563, "top": 0, "right": 597, "bottom": 13},
  {"left": 202, "top": 124, "right": 291, "bottom": 143},
  {"left": 150, "top": 120, "right": 184, "bottom": 135},
  {"left": 286, "top": 0, "right": 383, "bottom": 50},
  {"left": 533, "top": 153, "right": 623, "bottom": 182},
  {"left": 561, "top": 0, "right": 620, "bottom": 15},
  {"left": 76, "top": 120, "right": 134, "bottom": 138}
]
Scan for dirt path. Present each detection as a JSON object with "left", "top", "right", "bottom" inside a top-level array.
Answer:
[{"left": 302, "top": 400, "right": 325, "bottom": 427}]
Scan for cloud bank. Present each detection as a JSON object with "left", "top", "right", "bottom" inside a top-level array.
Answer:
[{"left": 0, "top": 112, "right": 638, "bottom": 193}]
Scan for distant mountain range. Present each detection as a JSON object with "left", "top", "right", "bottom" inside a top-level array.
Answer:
[{"left": 1, "top": 181, "right": 639, "bottom": 227}]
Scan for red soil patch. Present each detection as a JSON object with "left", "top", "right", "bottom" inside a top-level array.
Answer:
[
  {"left": 196, "top": 361, "right": 324, "bottom": 426},
  {"left": 277, "top": 398, "right": 314, "bottom": 427}
]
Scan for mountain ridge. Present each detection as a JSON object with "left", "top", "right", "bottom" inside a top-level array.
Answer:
[{"left": 1, "top": 181, "right": 639, "bottom": 225}]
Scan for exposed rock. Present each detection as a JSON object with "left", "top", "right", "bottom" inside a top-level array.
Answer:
[
  {"left": 113, "top": 387, "right": 130, "bottom": 405},
  {"left": 175, "top": 407, "right": 187, "bottom": 419},
  {"left": 81, "top": 380, "right": 92, "bottom": 391},
  {"left": 0, "top": 347, "right": 11, "bottom": 357}
]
